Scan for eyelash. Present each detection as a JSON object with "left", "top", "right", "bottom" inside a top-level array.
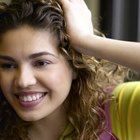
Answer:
[
  {"left": 33, "top": 60, "right": 51, "bottom": 68},
  {"left": 0, "top": 60, "right": 51, "bottom": 70},
  {"left": 0, "top": 63, "right": 17, "bottom": 70}
]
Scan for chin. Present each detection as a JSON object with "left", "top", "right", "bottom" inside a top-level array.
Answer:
[{"left": 17, "top": 112, "right": 42, "bottom": 122}]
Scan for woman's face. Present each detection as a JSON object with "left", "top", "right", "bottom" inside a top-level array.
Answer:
[{"left": 0, "top": 26, "right": 75, "bottom": 121}]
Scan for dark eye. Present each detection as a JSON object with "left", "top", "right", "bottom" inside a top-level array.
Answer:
[
  {"left": 33, "top": 60, "right": 51, "bottom": 68},
  {"left": 0, "top": 63, "right": 16, "bottom": 70}
]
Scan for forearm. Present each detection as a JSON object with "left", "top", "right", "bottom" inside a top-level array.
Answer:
[
  {"left": 57, "top": 0, "right": 140, "bottom": 71},
  {"left": 76, "top": 35, "right": 140, "bottom": 71}
]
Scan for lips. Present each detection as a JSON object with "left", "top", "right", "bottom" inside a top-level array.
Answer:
[{"left": 15, "top": 92, "right": 47, "bottom": 108}]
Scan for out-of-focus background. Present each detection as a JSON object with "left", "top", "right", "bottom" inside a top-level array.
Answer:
[
  {"left": 85, "top": 0, "right": 140, "bottom": 42},
  {"left": 0, "top": 0, "right": 140, "bottom": 41}
]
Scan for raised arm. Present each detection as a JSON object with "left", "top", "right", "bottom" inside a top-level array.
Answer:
[{"left": 58, "top": 0, "right": 140, "bottom": 71}]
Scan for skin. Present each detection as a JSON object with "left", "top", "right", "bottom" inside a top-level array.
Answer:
[
  {"left": 0, "top": 25, "right": 76, "bottom": 140},
  {"left": 57, "top": 0, "right": 140, "bottom": 71}
]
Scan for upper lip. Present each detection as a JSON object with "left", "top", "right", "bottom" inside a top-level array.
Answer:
[{"left": 14, "top": 91, "right": 47, "bottom": 96}]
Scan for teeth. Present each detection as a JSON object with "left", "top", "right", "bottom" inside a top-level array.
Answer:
[
  {"left": 19, "top": 93, "right": 44, "bottom": 102},
  {"left": 32, "top": 95, "right": 37, "bottom": 101}
]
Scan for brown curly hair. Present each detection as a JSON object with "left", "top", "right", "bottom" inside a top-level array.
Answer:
[{"left": 0, "top": 0, "right": 127, "bottom": 139}]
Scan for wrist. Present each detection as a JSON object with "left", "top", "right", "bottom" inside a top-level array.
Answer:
[
  {"left": 71, "top": 33, "right": 94, "bottom": 47},
  {"left": 70, "top": 34, "right": 96, "bottom": 55}
]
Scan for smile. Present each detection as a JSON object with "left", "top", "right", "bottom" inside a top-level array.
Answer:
[
  {"left": 15, "top": 92, "right": 47, "bottom": 108},
  {"left": 19, "top": 93, "right": 45, "bottom": 102}
]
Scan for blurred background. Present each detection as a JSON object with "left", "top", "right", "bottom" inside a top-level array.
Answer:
[
  {"left": 85, "top": 0, "right": 140, "bottom": 41},
  {"left": 0, "top": 0, "right": 140, "bottom": 41}
]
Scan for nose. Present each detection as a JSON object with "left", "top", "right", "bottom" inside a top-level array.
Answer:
[{"left": 14, "top": 65, "right": 37, "bottom": 88}]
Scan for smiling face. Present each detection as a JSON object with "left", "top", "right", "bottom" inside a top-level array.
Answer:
[{"left": 0, "top": 26, "right": 74, "bottom": 121}]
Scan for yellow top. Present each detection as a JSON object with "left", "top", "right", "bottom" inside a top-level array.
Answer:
[{"left": 59, "top": 123, "right": 74, "bottom": 140}]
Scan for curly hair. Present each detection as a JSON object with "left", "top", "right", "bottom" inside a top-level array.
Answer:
[
  {"left": 124, "top": 69, "right": 140, "bottom": 82},
  {"left": 0, "top": 0, "right": 127, "bottom": 139}
]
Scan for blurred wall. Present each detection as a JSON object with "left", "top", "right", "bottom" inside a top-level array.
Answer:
[
  {"left": 112, "top": 0, "right": 140, "bottom": 41},
  {"left": 100, "top": 0, "right": 140, "bottom": 41},
  {"left": 85, "top": 0, "right": 100, "bottom": 29}
]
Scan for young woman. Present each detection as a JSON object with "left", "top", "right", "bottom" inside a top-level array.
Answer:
[
  {"left": 0, "top": 0, "right": 126, "bottom": 139},
  {"left": 57, "top": 0, "right": 140, "bottom": 71}
]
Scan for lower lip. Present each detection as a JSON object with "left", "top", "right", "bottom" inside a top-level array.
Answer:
[{"left": 17, "top": 96, "right": 46, "bottom": 108}]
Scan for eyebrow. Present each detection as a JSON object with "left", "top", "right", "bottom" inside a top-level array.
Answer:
[
  {"left": 0, "top": 52, "right": 58, "bottom": 61},
  {"left": 0, "top": 55, "right": 15, "bottom": 62},
  {"left": 29, "top": 52, "right": 58, "bottom": 59}
]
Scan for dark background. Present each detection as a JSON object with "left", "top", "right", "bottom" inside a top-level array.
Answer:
[{"left": 100, "top": 0, "right": 140, "bottom": 41}]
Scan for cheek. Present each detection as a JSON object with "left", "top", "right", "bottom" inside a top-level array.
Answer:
[
  {"left": 39, "top": 65, "right": 73, "bottom": 93},
  {"left": 0, "top": 72, "right": 14, "bottom": 95},
  {"left": 43, "top": 71, "right": 72, "bottom": 88}
]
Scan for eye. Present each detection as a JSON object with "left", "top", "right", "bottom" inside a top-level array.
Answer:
[
  {"left": 33, "top": 60, "right": 51, "bottom": 68},
  {"left": 0, "top": 63, "right": 17, "bottom": 70}
]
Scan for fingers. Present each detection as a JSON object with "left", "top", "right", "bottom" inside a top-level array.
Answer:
[
  {"left": 56, "top": 0, "right": 87, "bottom": 9},
  {"left": 56, "top": 0, "right": 70, "bottom": 9}
]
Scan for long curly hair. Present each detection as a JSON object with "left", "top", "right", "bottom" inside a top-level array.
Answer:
[{"left": 0, "top": 0, "right": 127, "bottom": 139}]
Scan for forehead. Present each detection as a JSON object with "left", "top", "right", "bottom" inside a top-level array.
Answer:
[
  {"left": 0, "top": 25, "right": 59, "bottom": 55},
  {"left": 1, "top": 25, "right": 58, "bottom": 45}
]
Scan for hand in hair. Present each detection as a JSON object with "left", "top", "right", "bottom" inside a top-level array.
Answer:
[
  {"left": 57, "top": 0, "right": 140, "bottom": 71},
  {"left": 57, "top": 0, "right": 93, "bottom": 47}
]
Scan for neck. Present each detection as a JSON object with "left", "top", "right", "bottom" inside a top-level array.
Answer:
[{"left": 28, "top": 105, "right": 68, "bottom": 140}]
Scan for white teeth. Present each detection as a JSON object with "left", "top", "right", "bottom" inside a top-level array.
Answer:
[
  {"left": 36, "top": 94, "right": 40, "bottom": 99},
  {"left": 23, "top": 96, "right": 28, "bottom": 102},
  {"left": 19, "top": 93, "right": 44, "bottom": 102},
  {"left": 32, "top": 95, "right": 37, "bottom": 100},
  {"left": 27, "top": 96, "right": 33, "bottom": 102}
]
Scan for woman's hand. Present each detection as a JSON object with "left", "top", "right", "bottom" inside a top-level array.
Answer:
[{"left": 57, "top": 0, "right": 94, "bottom": 47}]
